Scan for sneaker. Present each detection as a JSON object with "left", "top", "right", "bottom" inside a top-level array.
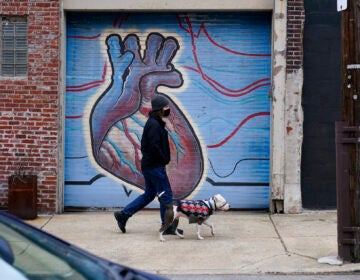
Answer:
[
  {"left": 163, "top": 226, "right": 184, "bottom": 235},
  {"left": 114, "top": 211, "right": 128, "bottom": 233}
]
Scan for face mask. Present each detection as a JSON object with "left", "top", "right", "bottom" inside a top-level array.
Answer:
[{"left": 163, "top": 108, "right": 170, "bottom": 117}]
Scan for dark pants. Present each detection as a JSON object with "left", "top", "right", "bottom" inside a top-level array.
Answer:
[{"left": 122, "top": 166, "right": 173, "bottom": 224}]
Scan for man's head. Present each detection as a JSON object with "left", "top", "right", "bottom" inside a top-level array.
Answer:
[
  {"left": 151, "top": 95, "right": 169, "bottom": 111},
  {"left": 151, "top": 95, "right": 170, "bottom": 117}
]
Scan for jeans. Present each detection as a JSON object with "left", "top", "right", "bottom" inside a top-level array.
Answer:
[{"left": 122, "top": 166, "right": 173, "bottom": 224}]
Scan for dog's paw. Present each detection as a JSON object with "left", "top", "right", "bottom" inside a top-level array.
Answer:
[
  {"left": 209, "top": 224, "right": 215, "bottom": 236},
  {"left": 178, "top": 234, "right": 184, "bottom": 239},
  {"left": 197, "top": 236, "right": 204, "bottom": 240},
  {"left": 159, "top": 233, "right": 166, "bottom": 242},
  {"left": 175, "top": 229, "right": 184, "bottom": 239}
]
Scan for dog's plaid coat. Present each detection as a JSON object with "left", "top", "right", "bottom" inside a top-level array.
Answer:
[{"left": 177, "top": 200, "right": 212, "bottom": 222}]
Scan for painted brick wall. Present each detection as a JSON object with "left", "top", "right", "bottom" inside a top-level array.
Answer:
[
  {"left": 0, "top": 0, "right": 60, "bottom": 213},
  {"left": 287, "top": 0, "right": 305, "bottom": 73}
]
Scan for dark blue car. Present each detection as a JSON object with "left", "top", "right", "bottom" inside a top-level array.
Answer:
[{"left": 0, "top": 212, "right": 167, "bottom": 280}]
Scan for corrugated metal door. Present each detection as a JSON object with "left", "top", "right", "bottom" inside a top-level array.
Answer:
[{"left": 65, "top": 12, "right": 272, "bottom": 209}]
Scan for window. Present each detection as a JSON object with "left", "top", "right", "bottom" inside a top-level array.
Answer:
[{"left": 0, "top": 16, "right": 28, "bottom": 77}]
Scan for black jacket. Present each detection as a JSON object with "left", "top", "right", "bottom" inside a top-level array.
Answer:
[{"left": 141, "top": 114, "right": 170, "bottom": 170}]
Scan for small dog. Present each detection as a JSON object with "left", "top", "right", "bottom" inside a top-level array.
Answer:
[{"left": 159, "top": 194, "right": 230, "bottom": 242}]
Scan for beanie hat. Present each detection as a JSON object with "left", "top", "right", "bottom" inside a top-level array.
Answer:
[{"left": 151, "top": 95, "right": 169, "bottom": 111}]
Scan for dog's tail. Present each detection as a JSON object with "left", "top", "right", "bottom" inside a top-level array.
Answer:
[{"left": 159, "top": 204, "right": 174, "bottom": 232}]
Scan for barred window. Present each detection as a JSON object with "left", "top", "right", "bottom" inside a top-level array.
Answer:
[{"left": 0, "top": 16, "right": 28, "bottom": 77}]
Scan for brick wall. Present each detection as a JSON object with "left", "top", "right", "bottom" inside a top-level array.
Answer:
[
  {"left": 0, "top": 0, "right": 60, "bottom": 213},
  {"left": 287, "top": 0, "right": 305, "bottom": 73}
]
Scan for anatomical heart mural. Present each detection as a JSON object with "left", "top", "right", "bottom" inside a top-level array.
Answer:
[
  {"left": 65, "top": 12, "right": 272, "bottom": 209},
  {"left": 89, "top": 33, "right": 203, "bottom": 199}
]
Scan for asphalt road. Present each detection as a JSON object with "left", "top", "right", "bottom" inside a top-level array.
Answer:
[{"left": 166, "top": 274, "right": 360, "bottom": 280}]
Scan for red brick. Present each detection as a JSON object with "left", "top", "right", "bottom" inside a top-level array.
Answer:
[
  {"left": 287, "top": 0, "right": 304, "bottom": 73},
  {"left": 0, "top": 0, "right": 60, "bottom": 213}
]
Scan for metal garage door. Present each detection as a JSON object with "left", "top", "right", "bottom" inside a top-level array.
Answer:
[{"left": 65, "top": 12, "right": 272, "bottom": 209}]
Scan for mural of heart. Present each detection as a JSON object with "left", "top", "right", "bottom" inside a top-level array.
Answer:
[{"left": 89, "top": 33, "right": 204, "bottom": 199}]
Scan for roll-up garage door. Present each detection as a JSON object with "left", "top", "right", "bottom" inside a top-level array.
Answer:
[{"left": 65, "top": 12, "right": 272, "bottom": 209}]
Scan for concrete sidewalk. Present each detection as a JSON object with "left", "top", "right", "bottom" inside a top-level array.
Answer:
[{"left": 26, "top": 210, "right": 360, "bottom": 276}]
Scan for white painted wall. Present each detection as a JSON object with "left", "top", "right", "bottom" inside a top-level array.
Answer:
[
  {"left": 270, "top": 0, "right": 287, "bottom": 213},
  {"left": 284, "top": 69, "right": 303, "bottom": 214}
]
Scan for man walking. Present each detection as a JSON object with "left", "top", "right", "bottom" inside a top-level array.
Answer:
[{"left": 114, "top": 95, "right": 181, "bottom": 235}]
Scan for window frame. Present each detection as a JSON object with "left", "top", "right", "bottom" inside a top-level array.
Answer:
[{"left": 0, "top": 15, "right": 28, "bottom": 77}]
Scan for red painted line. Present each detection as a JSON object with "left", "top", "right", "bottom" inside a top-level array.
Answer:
[
  {"left": 200, "top": 24, "right": 270, "bottom": 57},
  {"left": 66, "top": 115, "right": 83, "bottom": 119},
  {"left": 66, "top": 83, "right": 104, "bottom": 92},
  {"left": 118, "top": 13, "right": 130, "bottom": 28},
  {"left": 178, "top": 14, "right": 270, "bottom": 57},
  {"left": 207, "top": 112, "right": 270, "bottom": 148},
  {"left": 113, "top": 13, "right": 130, "bottom": 28},
  {"left": 113, "top": 14, "right": 121, "bottom": 28},
  {"left": 67, "top": 34, "right": 101, "bottom": 40},
  {"left": 183, "top": 66, "right": 270, "bottom": 97},
  {"left": 66, "top": 63, "right": 107, "bottom": 92},
  {"left": 181, "top": 15, "right": 271, "bottom": 98}
]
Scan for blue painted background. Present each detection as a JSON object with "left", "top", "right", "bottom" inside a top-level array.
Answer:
[{"left": 65, "top": 12, "right": 272, "bottom": 209}]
